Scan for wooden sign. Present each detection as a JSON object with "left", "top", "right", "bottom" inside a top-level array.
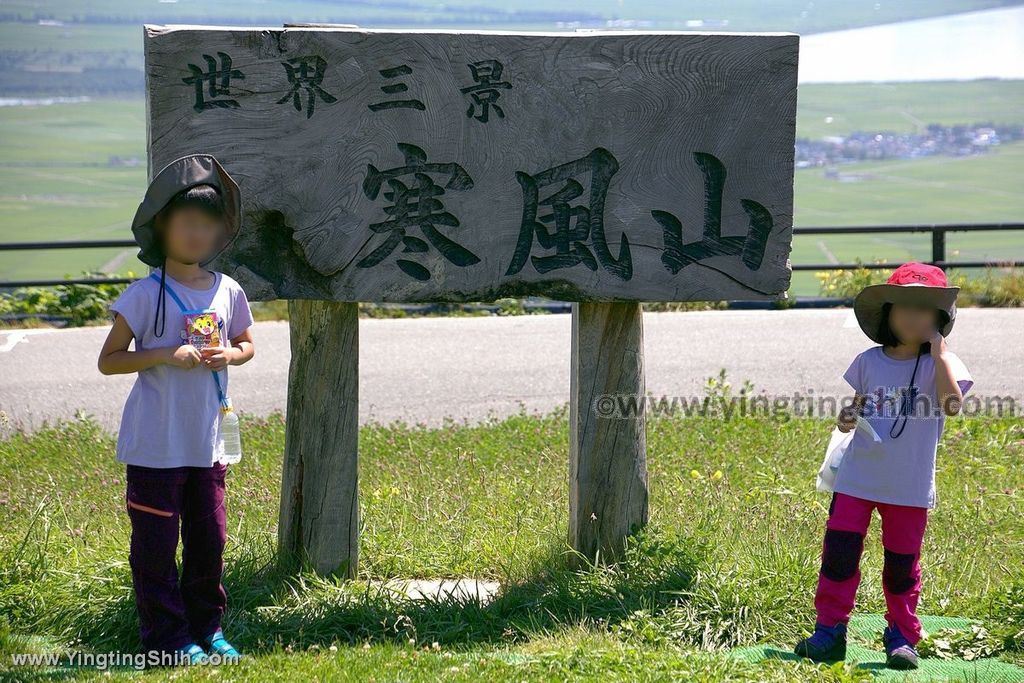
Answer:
[{"left": 144, "top": 25, "right": 798, "bottom": 303}]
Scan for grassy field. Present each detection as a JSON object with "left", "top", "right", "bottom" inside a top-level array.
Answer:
[
  {"left": 1, "top": 390, "right": 1022, "bottom": 680},
  {"left": 1, "top": 80, "right": 1023, "bottom": 295},
  {"left": 794, "top": 80, "right": 1024, "bottom": 139},
  {"left": 788, "top": 136, "right": 1024, "bottom": 294}
]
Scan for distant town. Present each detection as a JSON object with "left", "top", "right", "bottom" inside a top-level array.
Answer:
[{"left": 796, "top": 122, "right": 1023, "bottom": 172}]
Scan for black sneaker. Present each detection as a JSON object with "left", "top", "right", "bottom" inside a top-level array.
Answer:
[
  {"left": 794, "top": 621, "right": 848, "bottom": 662},
  {"left": 883, "top": 624, "right": 920, "bottom": 670}
]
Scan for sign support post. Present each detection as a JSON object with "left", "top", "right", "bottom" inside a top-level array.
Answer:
[
  {"left": 278, "top": 300, "right": 360, "bottom": 577},
  {"left": 569, "top": 302, "right": 648, "bottom": 564}
]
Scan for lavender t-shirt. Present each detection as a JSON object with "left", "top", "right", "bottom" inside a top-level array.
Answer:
[
  {"left": 109, "top": 268, "right": 254, "bottom": 468},
  {"left": 833, "top": 345, "right": 974, "bottom": 508}
]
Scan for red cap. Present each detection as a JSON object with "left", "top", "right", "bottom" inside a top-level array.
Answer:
[{"left": 885, "top": 261, "right": 948, "bottom": 287}]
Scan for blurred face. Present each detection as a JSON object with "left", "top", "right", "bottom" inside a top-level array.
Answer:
[
  {"left": 889, "top": 302, "right": 940, "bottom": 345},
  {"left": 161, "top": 207, "right": 223, "bottom": 265}
]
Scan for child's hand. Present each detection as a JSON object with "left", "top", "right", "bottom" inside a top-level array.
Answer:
[
  {"left": 167, "top": 345, "right": 202, "bottom": 369},
  {"left": 837, "top": 405, "right": 858, "bottom": 432},
  {"left": 929, "top": 330, "right": 946, "bottom": 358},
  {"left": 837, "top": 394, "right": 864, "bottom": 432},
  {"left": 200, "top": 346, "right": 235, "bottom": 371}
]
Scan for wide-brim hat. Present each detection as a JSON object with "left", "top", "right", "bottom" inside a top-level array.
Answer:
[
  {"left": 130, "top": 153, "right": 241, "bottom": 267},
  {"left": 853, "top": 262, "right": 959, "bottom": 344}
]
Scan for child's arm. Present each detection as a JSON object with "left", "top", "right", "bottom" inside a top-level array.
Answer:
[
  {"left": 837, "top": 351, "right": 867, "bottom": 432},
  {"left": 98, "top": 313, "right": 201, "bottom": 375},
  {"left": 930, "top": 331, "right": 964, "bottom": 416}
]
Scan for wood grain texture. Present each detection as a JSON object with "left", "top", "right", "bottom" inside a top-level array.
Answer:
[
  {"left": 569, "top": 302, "right": 648, "bottom": 563},
  {"left": 144, "top": 25, "right": 798, "bottom": 303},
  {"left": 277, "top": 299, "right": 359, "bottom": 577}
]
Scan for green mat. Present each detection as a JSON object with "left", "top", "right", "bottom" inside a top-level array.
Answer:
[{"left": 728, "top": 615, "right": 1024, "bottom": 682}]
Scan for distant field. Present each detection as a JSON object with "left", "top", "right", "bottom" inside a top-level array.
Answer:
[
  {"left": 1, "top": 79, "right": 1022, "bottom": 295},
  {"left": 795, "top": 80, "right": 1024, "bottom": 138},
  {"left": 789, "top": 137, "right": 1024, "bottom": 293},
  {"left": 0, "top": 97, "right": 147, "bottom": 279},
  {"left": 0, "top": 1, "right": 1017, "bottom": 96},
  {"left": 1, "top": 0, "right": 1013, "bottom": 33}
]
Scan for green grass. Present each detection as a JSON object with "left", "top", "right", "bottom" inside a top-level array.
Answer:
[{"left": 1, "top": 395, "right": 1022, "bottom": 680}]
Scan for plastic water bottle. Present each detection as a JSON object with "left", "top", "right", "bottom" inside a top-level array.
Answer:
[{"left": 219, "top": 398, "right": 242, "bottom": 464}]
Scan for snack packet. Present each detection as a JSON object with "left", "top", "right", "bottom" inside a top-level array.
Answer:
[{"left": 182, "top": 308, "right": 222, "bottom": 350}]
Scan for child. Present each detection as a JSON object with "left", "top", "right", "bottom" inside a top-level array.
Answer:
[
  {"left": 98, "top": 153, "right": 255, "bottom": 666},
  {"left": 794, "top": 261, "right": 973, "bottom": 670}
]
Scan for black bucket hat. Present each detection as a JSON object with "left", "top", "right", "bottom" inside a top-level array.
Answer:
[
  {"left": 130, "top": 153, "right": 241, "bottom": 338},
  {"left": 130, "top": 153, "right": 242, "bottom": 268}
]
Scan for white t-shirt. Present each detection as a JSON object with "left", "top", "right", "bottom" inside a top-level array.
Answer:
[
  {"left": 833, "top": 345, "right": 974, "bottom": 508},
  {"left": 109, "top": 268, "right": 254, "bottom": 468}
]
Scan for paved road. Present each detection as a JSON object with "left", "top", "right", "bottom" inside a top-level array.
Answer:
[{"left": 1, "top": 309, "right": 1020, "bottom": 434}]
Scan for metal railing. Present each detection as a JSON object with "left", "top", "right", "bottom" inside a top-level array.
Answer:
[
  {"left": 790, "top": 222, "right": 1024, "bottom": 271},
  {"left": 0, "top": 239, "right": 137, "bottom": 287},
  {"left": 0, "top": 222, "right": 1022, "bottom": 289}
]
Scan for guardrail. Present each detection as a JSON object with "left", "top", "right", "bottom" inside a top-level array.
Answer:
[
  {"left": 0, "top": 222, "right": 1022, "bottom": 289},
  {"left": 789, "top": 222, "right": 1024, "bottom": 271}
]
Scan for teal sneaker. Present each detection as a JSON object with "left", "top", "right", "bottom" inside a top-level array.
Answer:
[
  {"left": 794, "top": 621, "right": 847, "bottom": 663},
  {"left": 176, "top": 642, "right": 210, "bottom": 665},
  {"left": 205, "top": 629, "right": 242, "bottom": 660}
]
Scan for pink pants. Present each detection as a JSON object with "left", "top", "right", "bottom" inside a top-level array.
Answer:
[{"left": 814, "top": 492, "right": 929, "bottom": 644}]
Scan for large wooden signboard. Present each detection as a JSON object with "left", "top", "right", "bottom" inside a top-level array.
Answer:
[
  {"left": 144, "top": 25, "right": 798, "bottom": 303},
  {"left": 144, "top": 24, "right": 798, "bottom": 577}
]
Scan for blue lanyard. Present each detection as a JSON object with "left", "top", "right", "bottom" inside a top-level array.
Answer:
[{"left": 149, "top": 272, "right": 227, "bottom": 405}]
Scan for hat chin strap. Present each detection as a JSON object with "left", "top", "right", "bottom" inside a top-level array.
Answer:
[{"left": 153, "top": 256, "right": 168, "bottom": 338}]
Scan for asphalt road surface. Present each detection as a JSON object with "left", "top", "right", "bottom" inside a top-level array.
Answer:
[{"left": 1, "top": 308, "right": 1020, "bottom": 435}]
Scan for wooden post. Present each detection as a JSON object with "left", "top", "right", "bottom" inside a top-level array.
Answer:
[
  {"left": 569, "top": 301, "right": 648, "bottom": 564},
  {"left": 278, "top": 299, "right": 359, "bottom": 577}
]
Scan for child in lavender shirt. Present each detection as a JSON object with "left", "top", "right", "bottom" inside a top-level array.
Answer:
[
  {"left": 98, "top": 154, "right": 254, "bottom": 666},
  {"left": 794, "top": 262, "right": 973, "bottom": 671}
]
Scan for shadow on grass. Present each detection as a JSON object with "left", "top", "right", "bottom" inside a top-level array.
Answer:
[
  {"left": 233, "top": 526, "right": 702, "bottom": 652},
  {"left": 38, "top": 527, "right": 703, "bottom": 658}
]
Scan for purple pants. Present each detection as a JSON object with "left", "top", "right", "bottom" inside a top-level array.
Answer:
[{"left": 125, "top": 462, "right": 228, "bottom": 654}]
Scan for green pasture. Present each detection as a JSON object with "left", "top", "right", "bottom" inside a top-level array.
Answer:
[
  {"left": 795, "top": 80, "right": 1024, "bottom": 139},
  {"left": 1, "top": 395, "right": 1021, "bottom": 680},
  {"left": 788, "top": 138, "right": 1024, "bottom": 294},
  {"left": 1, "top": 80, "right": 1022, "bottom": 295}
]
